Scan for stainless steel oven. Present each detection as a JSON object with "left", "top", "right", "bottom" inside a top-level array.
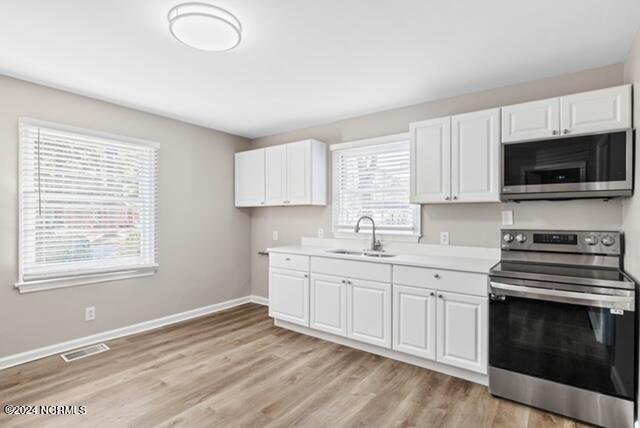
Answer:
[
  {"left": 488, "top": 230, "right": 636, "bottom": 428},
  {"left": 501, "top": 130, "right": 634, "bottom": 200}
]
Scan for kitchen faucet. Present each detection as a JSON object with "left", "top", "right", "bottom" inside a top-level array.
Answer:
[{"left": 354, "top": 216, "right": 382, "bottom": 252}]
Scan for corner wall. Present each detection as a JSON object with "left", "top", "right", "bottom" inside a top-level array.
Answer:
[
  {"left": 0, "top": 75, "right": 252, "bottom": 358},
  {"left": 250, "top": 64, "right": 625, "bottom": 298}
]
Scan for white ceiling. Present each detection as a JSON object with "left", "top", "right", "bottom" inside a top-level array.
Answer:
[{"left": 1, "top": 1, "right": 639, "bottom": 139}]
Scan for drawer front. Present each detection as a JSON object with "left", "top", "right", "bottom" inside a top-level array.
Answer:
[
  {"left": 311, "top": 257, "right": 391, "bottom": 283},
  {"left": 269, "top": 253, "right": 310, "bottom": 272},
  {"left": 393, "top": 265, "right": 487, "bottom": 297}
]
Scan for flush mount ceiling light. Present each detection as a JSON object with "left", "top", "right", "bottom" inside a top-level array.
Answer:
[{"left": 168, "top": 2, "right": 242, "bottom": 51}]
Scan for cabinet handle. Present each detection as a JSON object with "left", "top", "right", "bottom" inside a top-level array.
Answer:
[
  {"left": 285, "top": 257, "right": 290, "bottom": 261},
  {"left": 341, "top": 279, "right": 346, "bottom": 284},
  {"left": 283, "top": 200, "right": 290, "bottom": 204},
  {"left": 438, "top": 294, "right": 443, "bottom": 299},
  {"left": 261, "top": 201, "right": 265, "bottom": 205},
  {"left": 445, "top": 196, "right": 450, "bottom": 201},
  {"left": 433, "top": 273, "right": 440, "bottom": 279},
  {"left": 452, "top": 196, "right": 458, "bottom": 200},
  {"left": 552, "top": 130, "right": 558, "bottom": 135},
  {"left": 304, "top": 274, "right": 308, "bottom": 278},
  {"left": 429, "top": 292, "right": 435, "bottom": 297},
  {"left": 563, "top": 129, "right": 570, "bottom": 134}
]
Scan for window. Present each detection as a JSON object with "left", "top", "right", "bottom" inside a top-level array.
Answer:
[
  {"left": 332, "top": 133, "right": 421, "bottom": 240},
  {"left": 17, "top": 119, "right": 159, "bottom": 292}
]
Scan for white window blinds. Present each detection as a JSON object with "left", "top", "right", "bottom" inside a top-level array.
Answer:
[
  {"left": 333, "top": 138, "right": 420, "bottom": 238},
  {"left": 18, "top": 119, "right": 159, "bottom": 291}
]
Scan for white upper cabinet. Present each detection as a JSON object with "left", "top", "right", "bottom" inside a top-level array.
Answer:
[
  {"left": 560, "top": 85, "right": 632, "bottom": 136},
  {"left": 235, "top": 139, "right": 327, "bottom": 207},
  {"left": 234, "top": 148, "right": 265, "bottom": 207},
  {"left": 410, "top": 117, "right": 451, "bottom": 203},
  {"left": 501, "top": 98, "right": 560, "bottom": 142},
  {"left": 286, "top": 140, "right": 312, "bottom": 205},
  {"left": 410, "top": 109, "right": 500, "bottom": 204},
  {"left": 501, "top": 85, "right": 632, "bottom": 143},
  {"left": 451, "top": 108, "right": 500, "bottom": 202},
  {"left": 265, "top": 145, "right": 287, "bottom": 205}
]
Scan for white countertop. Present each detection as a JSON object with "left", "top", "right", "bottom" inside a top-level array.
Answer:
[{"left": 267, "top": 245, "right": 498, "bottom": 274}]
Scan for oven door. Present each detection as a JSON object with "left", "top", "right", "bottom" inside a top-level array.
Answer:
[
  {"left": 501, "top": 130, "right": 632, "bottom": 198},
  {"left": 489, "top": 280, "right": 635, "bottom": 400}
]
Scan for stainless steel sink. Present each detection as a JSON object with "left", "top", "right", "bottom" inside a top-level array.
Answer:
[
  {"left": 325, "top": 249, "right": 364, "bottom": 256},
  {"left": 325, "top": 249, "right": 396, "bottom": 258}
]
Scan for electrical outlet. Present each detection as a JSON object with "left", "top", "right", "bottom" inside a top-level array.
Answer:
[
  {"left": 85, "top": 306, "right": 95, "bottom": 321},
  {"left": 502, "top": 210, "right": 514, "bottom": 226},
  {"left": 440, "top": 232, "right": 449, "bottom": 245},
  {"left": 318, "top": 228, "right": 324, "bottom": 238},
  {"left": 272, "top": 231, "right": 278, "bottom": 241}
]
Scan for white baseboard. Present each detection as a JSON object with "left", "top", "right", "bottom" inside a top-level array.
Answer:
[
  {"left": 0, "top": 295, "right": 258, "bottom": 370},
  {"left": 275, "top": 319, "right": 488, "bottom": 386},
  {"left": 249, "top": 295, "right": 269, "bottom": 306}
]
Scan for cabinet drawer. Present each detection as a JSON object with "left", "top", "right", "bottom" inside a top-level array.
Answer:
[
  {"left": 311, "top": 257, "right": 391, "bottom": 283},
  {"left": 393, "top": 265, "right": 487, "bottom": 297},
  {"left": 269, "top": 253, "right": 309, "bottom": 271}
]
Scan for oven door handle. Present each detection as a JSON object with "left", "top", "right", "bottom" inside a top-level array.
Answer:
[{"left": 490, "top": 282, "right": 635, "bottom": 311}]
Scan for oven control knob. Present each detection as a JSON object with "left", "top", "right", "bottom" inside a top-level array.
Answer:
[
  {"left": 584, "top": 235, "right": 599, "bottom": 246},
  {"left": 503, "top": 233, "right": 514, "bottom": 243},
  {"left": 515, "top": 233, "right": 527, "bottom": 243},
  {"left": 601, "top": 235, "right": 616, "bottom": 247}
]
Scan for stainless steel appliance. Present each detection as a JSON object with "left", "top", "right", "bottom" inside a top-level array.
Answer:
[
  {"left": 488, "top": 230, "right": 636, "bottom": 428},
  {"left": 501, "top": 130, "right": 634, "bottom": 200}
]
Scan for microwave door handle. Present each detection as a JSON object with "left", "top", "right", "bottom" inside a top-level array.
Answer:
[{"left": 490, "top": 282, "right": 634, "bottom": 311}]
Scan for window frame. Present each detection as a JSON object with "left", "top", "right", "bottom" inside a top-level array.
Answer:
[
  {"left": 16, "top": 118, "right": 160, "bottom": 293},
  {"left": 331, "top": 132, "right": 421, "bottom": 243}
]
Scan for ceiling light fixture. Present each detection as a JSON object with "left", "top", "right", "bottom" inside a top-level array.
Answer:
[{"left": 167, "top": 2, "right": 242, "bottom": 52}]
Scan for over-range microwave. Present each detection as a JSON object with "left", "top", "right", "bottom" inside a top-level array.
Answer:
[{"left": 501, "top": 130, "right": 634, "bottom": 200}]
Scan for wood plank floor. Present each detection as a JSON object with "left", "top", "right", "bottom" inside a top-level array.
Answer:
[{"left": 0, "top": 303, "right": 590, "bottom": 428}]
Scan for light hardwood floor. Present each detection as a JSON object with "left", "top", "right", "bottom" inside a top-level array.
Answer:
[{"left": 0, "top": 303, "right": 590, "bottom": 428}]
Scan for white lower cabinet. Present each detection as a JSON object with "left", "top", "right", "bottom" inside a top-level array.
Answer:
[
  {"left": 347, "top": 279, "right": 391, "bottom": 349},
  {"left": 310, "top": 274, "right": 347, "bottom": 336},
  {"left": 269, "top": 253, "right": 488, "bottom": 378},
  {"left": 269, "top": 268, "right": 309, "bottom": 327},
  {"left": 392, "top": 285, "right": 437, "bottom": 360},
  {"left": 436, "top": 291, "right": 487, "bottom": 374}
]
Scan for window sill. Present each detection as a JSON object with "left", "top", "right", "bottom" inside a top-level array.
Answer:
[
  {"left": 15, "top": 266, "right": 158, "bottom": 294},
  {"left": 333, "top": 231, "right": 421, "bottom": 243}
]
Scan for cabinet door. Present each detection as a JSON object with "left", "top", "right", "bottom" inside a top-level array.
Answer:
[
  {"left": 501, "top": 98, "right": 560, "bottom": 142},
  {"left": 451, "top": 108, "right": 500, "bottom": 202},
  {"left": 310, "top": 274, "right": 347, "bottom": 336},
  {"left": 393, "top": 285, "right": 436, "bottom": 360},
  {"left": 265, "top": 145, "right": 287, "bottom": 206},
  {"left": 269, "top": 268, "right": 309, "bottom": 327},
  {"left": 410, "top": 117, "right": 451, "bottom": 203},
  {"left": 560, "top": 85, "right": 632, "bottom": 136},
  {"left": 436, "top": 291, "right": 487, "bottom": 373},
  {"left": 286, "top": 140, "right": 312, "bottom": 205},
  {"left": 234, "top": 149, "right": 265, "bottom": 207},
  {"left": 347, "top": 279, "right": 391, "bottom": 348}
]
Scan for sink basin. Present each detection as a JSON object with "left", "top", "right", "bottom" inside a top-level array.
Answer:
[
  {"left": 325, "top": 249, "right": 396, "bottom": 258},
  {"left": 325, "top": 249, "right": 364, "bottom": 256}
]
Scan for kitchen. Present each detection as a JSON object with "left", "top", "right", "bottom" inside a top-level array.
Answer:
[{"left": 0, "top": 1, "right": 639, "bottom": 427}]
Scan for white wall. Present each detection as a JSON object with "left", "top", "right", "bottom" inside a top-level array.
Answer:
[
  {"left": 0, "top": 75, "right": 252, "bottom": 358},
  {"left": 623, "top": 30, "right": 640, "bottom": 279},
  {"left": 250, "top": 64, "right": 625, "bottom": 298}
]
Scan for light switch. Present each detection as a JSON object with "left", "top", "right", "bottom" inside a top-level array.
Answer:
[
  {"left": 502, "top": 210, "right": 514, "bottom": 226},
  {"left": 272, "top": 231, "right": 278, "bottom": 241},
  {"left": 318, "top": 228, "right": 324, "bottom": 238}
]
